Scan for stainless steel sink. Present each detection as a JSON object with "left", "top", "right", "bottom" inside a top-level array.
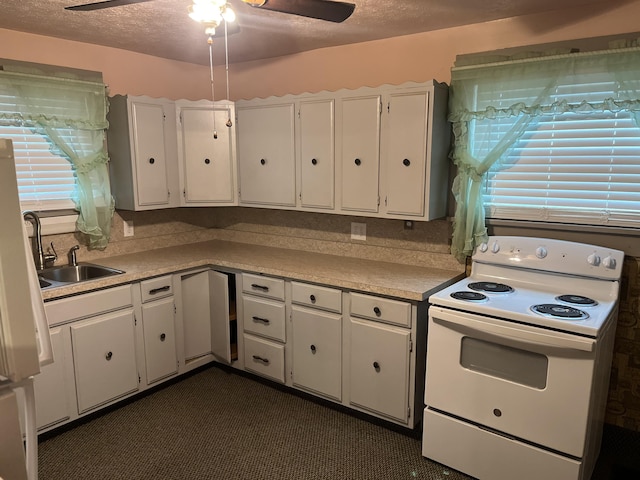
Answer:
[{"left": 39, "top": 263, "right": 124, "bottom": 286}]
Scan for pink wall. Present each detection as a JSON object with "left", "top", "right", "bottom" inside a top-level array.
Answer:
[{"left": 1, "top": 0, "right": 639, "bottom": 100}]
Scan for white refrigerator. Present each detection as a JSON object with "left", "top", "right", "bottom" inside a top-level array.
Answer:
[{"left": 0, "top": 138, "right": 53, "bottom": 480}]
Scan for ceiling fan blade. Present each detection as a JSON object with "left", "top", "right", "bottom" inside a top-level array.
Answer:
[
  {"left": 65, "top": 0, "right": 154, "bottom": 11},
  {"left": 253, "top": 0, "right": 355, "bottom": 23}
]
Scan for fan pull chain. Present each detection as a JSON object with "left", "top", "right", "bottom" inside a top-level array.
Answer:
[
  {"left": 208, "top": 34, "right": 218, "bottom": 139},
  {"left": 224, "top": 20, "right": 232, "bottom": 127}
]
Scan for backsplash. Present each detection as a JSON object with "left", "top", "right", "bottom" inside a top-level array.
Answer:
[{"left": 38, "top": 207, "right": 640, "bottom": 432}]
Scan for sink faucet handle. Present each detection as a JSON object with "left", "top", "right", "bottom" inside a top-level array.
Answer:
[
  {"left": 43, "top": 242, "right": 57, "bottom": 269},
  {"left": 68, "top": 245, "right": 80, "bottom": 267}
]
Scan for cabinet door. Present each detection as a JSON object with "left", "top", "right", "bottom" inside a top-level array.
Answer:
[
  {"left": 299, "top": 99, "right": 335, "bottom": 209},
  {"left": 339, "top": 95, "right": 381, "bottom": 213},
  {"left": 237, "top": 103, "right": 296, "bottom": 206},
  {"left": 292, "top": 306, "right": 342, "bottom": 400},
  {"left": 349, "top": 318, "right": 411, "bottom": 423},
  {"left": 180, "top": 105, "right": 236, "bottom": 204},
  {"left": 33, "top": 327, "right": 71, "bottom": 430},
  {"left": 382, "top": 91, "right": 429, "bottom": 216},
  {"left": 71, "top": 309, "right": 138, "bottom": 414},
  {"left": 209, "top": 270, "right": 232, "bottom": 364},
  {"left": 131, "top": 101, "right": 171, "bottom": 206},
  {"left": 142, "top": 297, "right": 178, "bottom": 384},
  {"left": 181, "top": 270, "right": 212, "bottom": 361}
]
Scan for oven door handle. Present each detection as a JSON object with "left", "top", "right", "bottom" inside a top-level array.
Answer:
[{"left": 432, "top": 313, "right": 595, "bottom": 353}]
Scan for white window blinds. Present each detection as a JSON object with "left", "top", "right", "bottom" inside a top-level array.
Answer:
[
  {"left": 482, "top": 110, "right": 640, "bottom": 227},
  {"left": 0, "top": 126, "right": 77, "bottom": 210}
]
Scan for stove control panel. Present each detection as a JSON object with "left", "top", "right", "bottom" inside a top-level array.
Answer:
[{"left": 474, "top": 236, "right": 624, "bottom": 280}]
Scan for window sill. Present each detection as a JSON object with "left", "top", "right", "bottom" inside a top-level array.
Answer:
[{"left": 24, "top": 213, "right": 78, "bottom": 237}]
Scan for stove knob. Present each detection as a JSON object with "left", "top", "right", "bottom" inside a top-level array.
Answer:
[
  {"left": 478, "top": 243, "right": 488, "bottom": 253},
  {"left": 491, "top": 242, "right": 500, "bottom": 254},
  {"left": 535, "top": 246, "right": 547, "bottom": 259},
  {"left": 587, "top": 253, "right": 601, "bottom": 266},
  {"left": 602, "top": 256, "right": 617, "bottom": 269}
]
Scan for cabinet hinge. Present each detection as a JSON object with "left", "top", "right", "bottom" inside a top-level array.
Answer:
[
  {"left": 134, "top": 314, "right": 137, "bottom": 326},
  {"left": 409, "top": 339, "right": 413, "bottom": 353},
  {"left": 183, "top": 189, "right": 186, "bottom": 198},
  {"left": 408, "top": 407, "right": 411, "bottom": 418},
  {"left": 377, "top": 195, "right": 380, "bottom": 207},
  {"left": 174, "top": 304, "right": 177, "bottom": 315},
  {"left": 387, "top": 101, "right": 390, "bottom": 113},
  {"left": 138, "top": 374, "right": 141, "bottom": 384},
  {"left": 179, "top": 111, "right": 183, "bottom": 123}
]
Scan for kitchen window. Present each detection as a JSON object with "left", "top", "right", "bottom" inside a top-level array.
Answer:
[
  {"left": 448, "top": 46, "right": 640, "bottom": 261},
  {"left": 0, "top": 65, "right": 113, "bottom": 249}
]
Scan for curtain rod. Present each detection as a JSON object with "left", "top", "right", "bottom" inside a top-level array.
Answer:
[
  {"left": 452, "top": 45, "right": 640, "bottom": 72},
  {"left": 0, "top": 68, "right": 105, "bottom": 88}
]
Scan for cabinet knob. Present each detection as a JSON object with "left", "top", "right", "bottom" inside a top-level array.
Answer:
[
  {"left": 105, "top": 351, "right": 113, "bottom": 361},
  {"left": 373, "top": 361, "right": 380, "bottom": 371},
  {"left": 311, "top": 158, "right": 318, "bottom": 165},
  {"left": 402, "top": 158, "right": 410, "bottom": 166},
  {"left": 373, "top": 306, "right": 381, "bottom": 316},
  {"left": 310, "top": 344, "right": 316, "bottom": 353},
  {"left": 149, "top": 157, "right": 155, "bottom": 164},
  {"left": 160, "top": 333, "right": 166, "bottom": 342},
  {"left": 260, "top": 158, "right": 266, "bottom": 165},
  {"left": 204, "top": 158, "right": 211, "bottom": 165},
  {"left": 309, "top": 294, "right": 316, "bottom": 303},
  {"left": 354, "top": 158, "right": 361, "bottom": 166}
]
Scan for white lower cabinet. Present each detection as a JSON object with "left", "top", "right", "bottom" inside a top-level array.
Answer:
[
  {"left": 175, "top": 268, "right": 238, "bottom": 372},
  {"left": 240, "top": 273, "right": 287, "bottom": 383},
  {"left": 139, "top": 275, "right": 178, "bottom": 385},
  {"left": 349, "top": 317, "right": 411, "bottom": 423},
  {"left": 32, "top": 327, "right": 72, "bottom": 430},
  {"left": 291, "top": 306, "right": 342, "bottom": 400},
  {"left": 71, "top": 309, "right": 139, "bottom": 414}
]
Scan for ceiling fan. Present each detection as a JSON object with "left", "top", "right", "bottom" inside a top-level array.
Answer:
[{"left": 65, "top": 0, "right": 356, "bottom": 23}]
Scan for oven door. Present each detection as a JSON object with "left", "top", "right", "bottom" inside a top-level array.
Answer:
[{"left": 425, "top": 305, "right": 596, "bottom": 458}]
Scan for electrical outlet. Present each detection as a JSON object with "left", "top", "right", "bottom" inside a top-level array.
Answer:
[
  {"left": 351, "top": 222, "right": 366, "bottom": 241},
  {"left": 123, "top": 220, "right": 134, "bottom": 237}
]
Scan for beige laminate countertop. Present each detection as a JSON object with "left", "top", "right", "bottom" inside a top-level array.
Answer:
[{"left": 41, "top": 240, "right": 465, "bottom": 302}]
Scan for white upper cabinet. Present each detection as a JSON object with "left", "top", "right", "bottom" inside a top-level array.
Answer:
[
  {"left": 236, "top": 101, "right": 296, "bottom": 207},
  {"left": 337, "top": 94, "right": 382, "bottom": 213},
  {"left": 298, "top": 97, "right": 335, "bottom": 210},
  {"left": 108, "top": 95, "right": 180, "bottom": 210},
  {"left": 176, "top": 100, "right": 237, "bottom": 206}
]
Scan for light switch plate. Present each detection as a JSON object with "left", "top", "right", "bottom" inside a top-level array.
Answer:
[{"left": 351, "top": 222, "right": 366, "bottom": 241}]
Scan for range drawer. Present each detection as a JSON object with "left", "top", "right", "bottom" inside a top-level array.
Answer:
[
  {"left": 243, "top": 334, "right": 285, "bottom": 383},
  {"left": 140, "top": 275, "right": 173, "bottom": 303},
  {"left": 45, "top": 284, "right": 133, "bottom": 327},
  {"left": 242, "top": 296, "right": 286, "bottom": 342},
  {"left": 242, "top": 273, "right": 285, "bottom": 301},
  {"left": 350, "top": 292, "right": 411, "bottom": 327},
  {"left": 291, "top": 281, "right": 342, "bottom": 313}
]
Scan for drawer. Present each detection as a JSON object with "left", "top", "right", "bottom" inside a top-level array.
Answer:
[
  {"left": 291, "top": 282, "right": 342, "bottom": 313},
  {"left": 243, "top": 334, "right": 285, "bottom": 383},
  {"left": 45, "top": 284, "right": 133, "bottom": 327},
  {"left": 140, "top": 275, "right": 173, "bottom": 303},
  {"left": 242, "top": 273, "right": 285, "bottom": 301},
  {"left": 242, "top": 296, "right": 286, "bottom": 342},
  {"left": 350, "top": 292, "right": 411, "bottom": 327}
]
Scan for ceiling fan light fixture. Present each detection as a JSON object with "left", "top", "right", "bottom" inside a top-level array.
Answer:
[
  {"left": 242, "top": 0, "right": 268, "bottom": 6},
  {"left": 188, "top": 0, "right": 235, "bottom": 27}
]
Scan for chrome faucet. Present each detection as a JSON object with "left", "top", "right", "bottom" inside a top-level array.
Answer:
[
  {"left": 22, "top": 211, "right": 57, "bottom": 271},
  {"left": 68, "top": 245, "right": 80, "bottom": 267}
]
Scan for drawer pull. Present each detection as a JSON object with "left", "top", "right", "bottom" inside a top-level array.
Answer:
[
  {"left": 252, "top": 355, "right": 270, "bottom": 365},
  {"left": 309, "top": 294, "right": 316, "bottom": 303},
  {"left": 252, "top": 316, "right": 270, "bottom": 325},
  {"left": 251, "top": 283, "right": 269, "bottom": 292},
  {"left": 160, "top": 333, "right": 166, "bottom": 342},
  {"left": 373, "top": 361, "right": 380, "bottom": 371},
  {"left": 310, "top": 344, "right": 316, "bottom": 353},
  {"left": 149, "top": 285, "right": 171, "bottom": 295},
  {"left": 105, "top": 351, "right": 113, "bottom": 361},
  {"left": 373, "top": 306, "right": 381, "bottom": 316}
]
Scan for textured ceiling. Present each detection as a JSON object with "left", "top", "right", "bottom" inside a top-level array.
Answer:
[{"left": 0, "top": 0, "right": 625, "bottom": 65}]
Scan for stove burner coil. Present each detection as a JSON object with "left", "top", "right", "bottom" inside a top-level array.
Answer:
[
  {"left": 531, "top": 304, "right": 589, "bottom": 320},
  {"left": 451, "top": 291, "right": 488, "bottom": 302},
  {"left": 468, "top": 282, "right": 514, "bottom": 294},
  {"left": 556, "top": 294, "right": 598, "bottom": 306}
]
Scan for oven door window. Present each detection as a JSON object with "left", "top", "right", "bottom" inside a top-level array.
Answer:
[{"left": 460, "top": 337, "right": 549, "bottom": 389}]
